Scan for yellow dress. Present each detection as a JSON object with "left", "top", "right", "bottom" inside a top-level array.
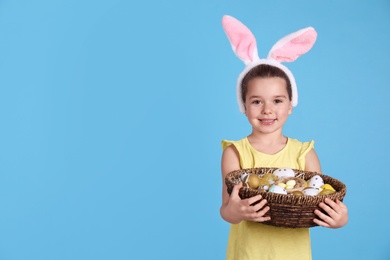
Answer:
[{"left": 222, "top": 137, "right": 315, "bottom": 260}]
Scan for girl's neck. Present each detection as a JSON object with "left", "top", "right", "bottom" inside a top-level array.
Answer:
[{"left": 247, "top": 132, "right": 288, "bottom": 155}]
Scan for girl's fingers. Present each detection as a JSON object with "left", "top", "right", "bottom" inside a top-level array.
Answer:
[
  {"left": 318, "top": 202, "right": 332, "bottom": 214},
  {"left": 323, "top": 198, "right": 338, "bottom": 211},
  {"left": 314, "top": 208, "right": 333, "bottom": 224},
  {"left": 251, "top": 198, "right": 268, "bottom": 212},
  {"left": 314, "top": 199, "right": 348, "bottom": 228},
  {"left": 230, "top": 185, "right": 273, "bottom": 223},
  {"left": 312, "top": 216, "right": 330, "bottom": 228},
  {"left": 253, "top": 215, "right": 271, "bottom": 222},
  {"left": 247, "top": 195, "right": 263, "bottom": 206},
  {"left": 231, "top": 182, "right": 243, "bottom": 199},
  {"left": 246, "top": 207, "right": 271, "bottom": 222}
]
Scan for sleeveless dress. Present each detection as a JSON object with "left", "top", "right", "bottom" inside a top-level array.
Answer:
[{"left": 222, "top": 137, "right": 315, "bottom": 260}]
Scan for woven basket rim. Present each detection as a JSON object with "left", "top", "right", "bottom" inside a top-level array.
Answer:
[{"left": 225, "top": 167, "right": 347, "bottom": 228}]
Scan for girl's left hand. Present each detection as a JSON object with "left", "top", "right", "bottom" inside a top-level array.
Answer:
[{"left": 313, "top": 198, "right": 348, "bottom": 228}]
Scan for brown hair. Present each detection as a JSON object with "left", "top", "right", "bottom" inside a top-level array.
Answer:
[{"left": 241, "top": 64, "right": 292, "bottom": 104}]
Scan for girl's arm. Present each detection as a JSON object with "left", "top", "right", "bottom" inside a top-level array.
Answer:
[
  {"left": 220, "top": 145, "right": 270, "bottom": 224},
  {"left": 304, "top": 148, "right": 322, "bottom": 173},
  {"left": 305, "top": 149, "right": 349, "bottom": 228}
]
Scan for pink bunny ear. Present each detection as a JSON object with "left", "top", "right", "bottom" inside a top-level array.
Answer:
[
  {"left": 268, "top": 27, "right": 317, "bottom": 62},
  {"left": 222, "top": 15, "right": 259, "bottom": 65}
]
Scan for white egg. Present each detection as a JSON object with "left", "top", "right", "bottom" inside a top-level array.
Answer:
[
  {"left": 241, "top": 172, "right": 249, "bottom": 182},
  {"left": 269, "top": 185, "right": 287, "bottom": 195},
  {"left": 307, "top": 175, "right": 324, "bottom": 189},
  {"left": 273, "top": 168, "right": 295, "bottom": 179},
  {"left": 302, "top": 187, "right": 319, "bottom": 196}
]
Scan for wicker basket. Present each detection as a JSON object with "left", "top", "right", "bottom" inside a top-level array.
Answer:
[{"left": 225, "top": 167, "right": 347, "bottom": 228}]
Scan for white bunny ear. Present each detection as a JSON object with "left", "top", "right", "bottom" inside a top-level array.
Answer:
[
  {"left": 222, "top": 15, "right": 259, "bottom": 65},
  {"left": 268, "top": 27, "right": 317, "bottom": 62}
]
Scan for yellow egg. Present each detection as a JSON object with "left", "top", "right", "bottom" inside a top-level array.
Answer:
[
  {"left": 319, "top": 189, "right": 335, "bottom": 195},
  {"left": 277, "top": 183, "right": 287, "bottom": 188},
  {"left": 247, "top": 174, "right": 261, "bottom": 189},
  {"left": 322, "top": 184, "right": 336, "bottom": 192},
  {"left": 286, "top": 180, "right": 296, "bottom": 187},
  {"left": 292, "top": 191, "right": 304, "bottom": 196}
]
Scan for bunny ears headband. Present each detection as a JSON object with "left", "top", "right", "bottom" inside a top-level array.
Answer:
[{"left": 222, "top": 15, "right": 317, "bottom": 113}]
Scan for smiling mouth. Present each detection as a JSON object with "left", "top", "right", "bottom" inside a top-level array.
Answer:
[{"left": 259, "top": 119, "right": 276, "bottom": 125}]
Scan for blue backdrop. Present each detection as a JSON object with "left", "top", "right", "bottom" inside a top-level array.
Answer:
[{"left": 0, "top": 0, "right": 389, "bottom": 259}]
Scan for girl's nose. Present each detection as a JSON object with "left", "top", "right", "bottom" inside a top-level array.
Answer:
[{"left": 262, "top": 103, "right": 272, "bottom": 114}]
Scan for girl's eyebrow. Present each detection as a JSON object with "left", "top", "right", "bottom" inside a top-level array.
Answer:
[
  {"left": 248, "top": 95, "right": 288, "bottom": 99},
  {"left": 274, "top": 95, "right": 288, "bottom": 99}
]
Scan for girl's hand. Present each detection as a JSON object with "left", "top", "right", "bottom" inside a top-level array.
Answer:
[
  {"left": 226, "top": 182, "right": 271, "bottom": 223},
  {"left": 313, "top": 198, "right": 348, "bottom": 228}
]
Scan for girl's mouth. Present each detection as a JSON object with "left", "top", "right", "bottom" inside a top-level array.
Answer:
[{"left": 260, "top": 119, "right": 276, "bottom": 125}]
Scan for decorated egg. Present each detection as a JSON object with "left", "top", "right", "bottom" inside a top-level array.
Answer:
[
  {"left": 247, "top": 174, "right": 261, "bottom": 189},
  {"left": 240, "top": 172, "right": 249, "bottom": 182},
  {"left": 286, "top": 180, "right": 296, "bottom": 187},
  {"left": 307, "top": 175, "right": 324, "bottom": 189},
  {"left": 292, "top": 191, "right": 304, "bottom": 196},
  {"left": 262, "top": 173, "right": 277, "bottom": 185},
  {"left": 322, "top": 184, "right": 336, "bottom": 192},
  {"left": 269, "top": 185, "right": 287, "bottom": 195},
  {"left": 319, "top": 189, "right": 335, "bottom": 195},
  {"left": 273, "top": 168, "right": 295, "bottom": 179},
  {"left": 302, "top": 187, "right": 319, "bottom": 196}
]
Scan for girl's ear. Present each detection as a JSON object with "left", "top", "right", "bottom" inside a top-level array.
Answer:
[
  {"left": 222, "top": 15, "right": 259, "bottom": 65},
  {"left": 268, "top": 27, "right": 317, "bottom": 62}
]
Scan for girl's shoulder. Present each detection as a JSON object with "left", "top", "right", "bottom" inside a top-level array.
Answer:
[
  {"left": 221, "top": 137, "right": 248, "bottom": 150},
  {"left": 287, "top": 138, "right": 314, "bottom": 149},
  {"left": 287, "top": 138, "right": 315, "bottom": 159}
]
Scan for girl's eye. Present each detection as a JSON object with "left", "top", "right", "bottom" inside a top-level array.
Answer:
[
  {"left": 274, "top": 99, "right": 283, "bottom": 104},
  {"left": 252, "top": 100, "right": 262, "bottom": 105}
]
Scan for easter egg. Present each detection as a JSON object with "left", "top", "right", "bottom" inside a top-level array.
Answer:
[
  {"left": 292, "top": 191, "right": 304, "bottom": 196},
  {"left": 273, "top": 168, "right": 295, "bottom": 179},
  {"left": 240, "top": 172, "right": 249, "bottom": 182},
  {"left": 319, "top": 189, "right": 335, "bottom": 195},
  {"left": 269, "top": 185, "right": 287, "bottom": 195},
  {"left": 286, "top": 180, "right": 296, "bottom": 187},
  {"left": 302, "top": 187, "right": 319, "bottom": 196},
  {"left": 322, "top": 184, "right": 336, "bottom": 192},
  {"left": 247, "top": 174, "right": 261, "bottom": 189},
  {"left": 307, "top": 175, "right": 324, "bottom": 189}
]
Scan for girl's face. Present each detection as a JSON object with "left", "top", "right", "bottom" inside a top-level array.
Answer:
[{"left": 244, "top": 77, "right": 292, "bottom": 135}]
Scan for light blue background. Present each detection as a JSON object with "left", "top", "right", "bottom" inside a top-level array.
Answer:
[{"left": 0, "top": 0, "right": 389, "bottom": 259}]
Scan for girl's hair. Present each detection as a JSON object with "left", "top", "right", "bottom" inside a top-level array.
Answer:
[{"left": 241, "top": 64, "right": 292, "bottom": 104}]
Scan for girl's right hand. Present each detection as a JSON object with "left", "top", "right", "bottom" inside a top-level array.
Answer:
[{"left": 227, "top": 182, "right": 271, "bottom": 223}]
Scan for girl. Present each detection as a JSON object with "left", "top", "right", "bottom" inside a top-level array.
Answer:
[{"left": 220, "top": 16, "right": 348, "bottom": 260}]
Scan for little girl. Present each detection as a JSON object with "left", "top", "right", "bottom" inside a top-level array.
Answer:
[{"left": 220, "top": 15, "right": 348, "bottom": 260}]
